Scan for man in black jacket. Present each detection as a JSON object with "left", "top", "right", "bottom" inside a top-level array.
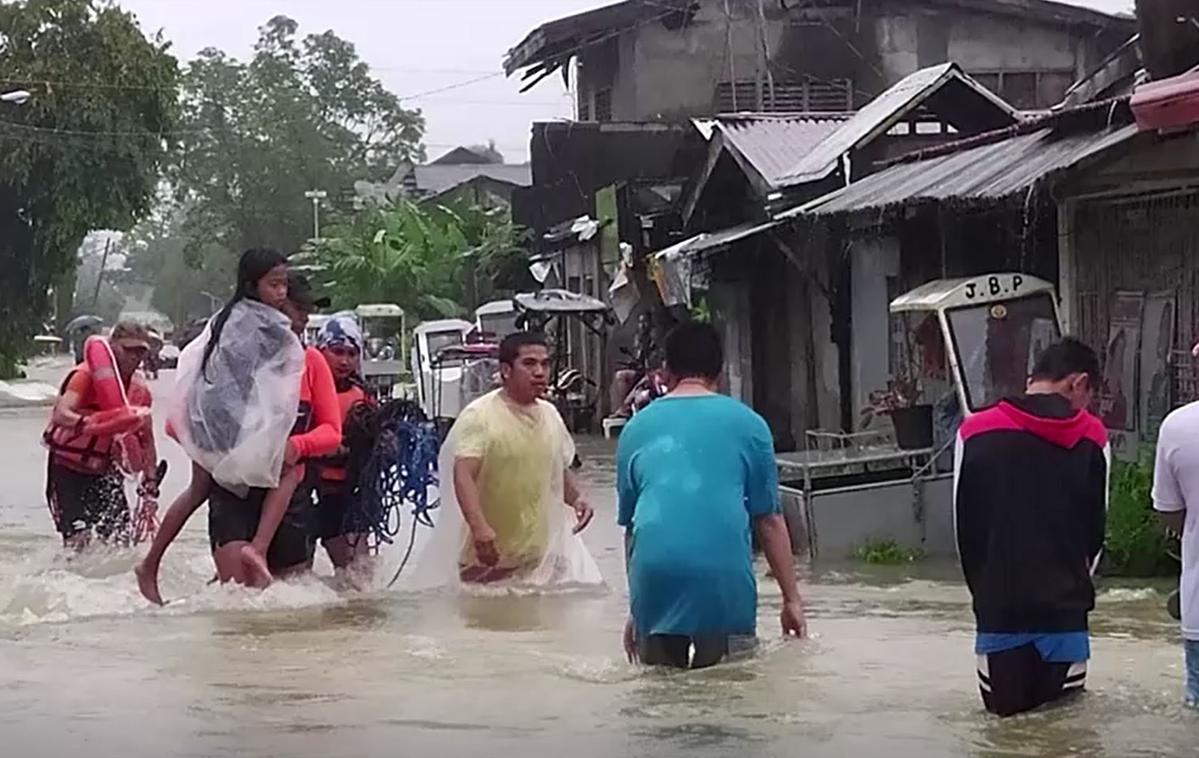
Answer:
[{"left": 954, "top": 338, "right": 1108, "bottom": 717}]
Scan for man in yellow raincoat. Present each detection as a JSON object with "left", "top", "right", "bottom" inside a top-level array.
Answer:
[{"left": 449, "top": 332, "right": 596, "bottom": 584}]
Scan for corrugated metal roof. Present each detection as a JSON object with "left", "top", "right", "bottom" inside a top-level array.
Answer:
[
  {"left": 793, "top": 123, "right": 1139, "bottom": 218},
  {"left": 716, "top": 114, "right": 850, "bottom": 187},
  {"left": 658, "top": 220, "right": 778, "bottom": 260},
  {"left": 776, "top": 63, "right": 1018, "bottom": 188}
]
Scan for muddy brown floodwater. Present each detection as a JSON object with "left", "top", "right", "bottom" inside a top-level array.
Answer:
[{"left": 0, "top": 375, "right": 1195, "bottom": 757}]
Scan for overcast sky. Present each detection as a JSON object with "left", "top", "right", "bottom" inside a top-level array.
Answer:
[{"left": 118, "top": 0, "right": 1135, "bottom": 164}]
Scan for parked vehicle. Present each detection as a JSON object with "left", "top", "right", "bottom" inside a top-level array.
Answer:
[
  {"left": 513, "top": 289, "right": 613, "bottom": 432},
  {"left": 779, "top": 272, "right": 1063, "bottom": 562},
  {"left": 357, "top": 304, "right": 407, "bottom": 400},
  {"left": 412, "top": 319, "right": 473, "bottom": 422}
]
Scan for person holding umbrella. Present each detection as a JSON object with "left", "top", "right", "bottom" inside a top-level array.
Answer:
[{"left": 63, "top": 315, "right": 103, "bottom": 364}]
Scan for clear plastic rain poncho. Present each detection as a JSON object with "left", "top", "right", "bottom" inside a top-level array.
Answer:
[
  {"left": 168, "top": 299, "right": 305, "bottom": 494},
  {"left": 401, "top": 390, "right": 604, "bottom": 592}
]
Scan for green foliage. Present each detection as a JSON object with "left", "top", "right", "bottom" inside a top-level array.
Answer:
[
  {"left": 314, "top": 199, "right": 529, "bottom": 321},
  {"left": 1105, "top": 459, "right": 1176, "bottom": 578},
  {"left": 172, "top": 16, "right": 423, "bottom": 257},
  {"left": 855, "top": 540, "right": 926, "bottom": 565},
  {"left": 117, "top": 196, "right": 233, "bottom": 328},
  {"left": 0, "top": 0, "right": 178, "bottom": 376}
]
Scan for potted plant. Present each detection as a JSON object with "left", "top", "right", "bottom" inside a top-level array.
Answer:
[{"left": 861, "top": 373, "right": 934, "bottom": 450}]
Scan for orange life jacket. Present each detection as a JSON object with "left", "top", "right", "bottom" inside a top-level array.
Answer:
[
  {"left": 318, "top": 383, "right": 368, "bottom": 485},
  {"left": 44, "top": 365, "right": 151, "bottom": 475}
]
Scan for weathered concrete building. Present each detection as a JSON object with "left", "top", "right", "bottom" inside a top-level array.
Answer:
[
  {"left": 505, "top": 0, "right": 1135, "bottom": 444},
  {"left": 506, "top": 0, "right": 1134, "bottom": 122}
]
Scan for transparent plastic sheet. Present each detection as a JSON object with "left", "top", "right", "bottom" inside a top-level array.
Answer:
[
  {"left": 167, "top": 300, "right": 304, "bottom": 494},
  {"left": 399, "top": 395, "right": 604, "bottom": 593}
]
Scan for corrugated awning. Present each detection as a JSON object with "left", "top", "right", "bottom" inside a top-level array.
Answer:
[
  {"left": 789, "top": 123, "right": 1140, "bottom": 218},
  {"left": 657, "top": 220, "right": 778, "bottom": 260}
]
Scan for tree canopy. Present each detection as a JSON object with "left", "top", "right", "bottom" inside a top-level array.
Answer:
[
  {"left": 172, "top": 15, "right": 424, "bottom": 257},
  {"left": 0, "top": 0, "right": 178, "bottom": 376}
]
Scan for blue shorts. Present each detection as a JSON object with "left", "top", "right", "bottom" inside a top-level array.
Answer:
[{"left": 1185, "top": 639, "right": 1199, "bottom": 706}]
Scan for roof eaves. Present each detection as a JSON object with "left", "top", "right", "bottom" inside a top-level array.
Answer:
[
  {"left": 917, "top": 0, "right": 1135, "bottom": 30},
  {"left": 776, "top": 63, "right": 1018, "bottom": 187}
]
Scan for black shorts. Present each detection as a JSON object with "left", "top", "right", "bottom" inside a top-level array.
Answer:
[
  {"left": 637, "top": 634, "right": 758, "bottom": 670},
  {"left": 45, "top": 461, "right": 129, "bottom": 541},
  {"left": 315, "top": 485, "right": 354, "bottom": 541},
  {"left": 207, "top": 481, "right": 316, "bottom": 572},
  {"left": 977, "top": 644, "right": 1087, "bottom": 717}
]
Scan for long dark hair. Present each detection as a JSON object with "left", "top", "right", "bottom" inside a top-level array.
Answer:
[{"left": 200, "top": 248, "right": 288, "bottom": 378}]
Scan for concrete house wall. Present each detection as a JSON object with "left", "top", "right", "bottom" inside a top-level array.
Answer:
[{"left": 575, "top": 0, "right": 1132, "bottom": 122}]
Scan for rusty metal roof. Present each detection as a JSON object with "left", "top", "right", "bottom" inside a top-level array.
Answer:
[
  {"left": 504, "top": 1, "right": 1132, "bottom": 80},
  {"left": 792, "top": 122, "right": 1140, "bottom": 218},
  {"left": 716, "top": 114, "right": 851, "bottom": 188},
  {"left": 776, "top": 63, "right": 1018, "bottom": 188}
]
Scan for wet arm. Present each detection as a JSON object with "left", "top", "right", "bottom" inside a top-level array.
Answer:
[
  {"left": 138, "top": 422, "right": 160, "bottom": 481},
  {"left": 289, "top": 352, "right": 343, "bottom": 459},
  {"left": 1158, "top": 510, "right": 1186, "bottom": 536},
  {"left": 51, "top": 390, "right": 87, "bottom": 429},
  {"left": 755, "top": 514, "right": 801, "bottom": 604},
  {"left": 453, "top": 457, "right": 491, "bottom": 536},
  {"left": 564, "top": 468, "right": 582, "bottom": 508},
  {"left": 51, "top": 370, "right": 91, "bottom": 428}
]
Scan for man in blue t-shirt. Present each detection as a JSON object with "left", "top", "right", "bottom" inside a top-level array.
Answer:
[{"left": 616, "top": 322, "right": 806, "bottom": 669}]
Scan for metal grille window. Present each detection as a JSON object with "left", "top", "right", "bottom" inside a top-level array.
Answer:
[
  {"left": 716, "top": 78, "right": 852, "bottom": 113},
  {"left": 594, "top": 88, "right": 613, "bottom": 122},
  {"left": 971, "top": 70, "right": 1075, "bottom": 109}
]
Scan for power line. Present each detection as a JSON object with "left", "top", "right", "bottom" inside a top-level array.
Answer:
[
  {"left": 0, "top": 119, "right": 531, "bottom": 155},
  {"left": 396, "top": 72, "right": 505, "bottom": 100}
]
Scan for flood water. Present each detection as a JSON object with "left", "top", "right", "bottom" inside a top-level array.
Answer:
[{"left": 1, "top": 373, "right": 1195, "bottom": 757}]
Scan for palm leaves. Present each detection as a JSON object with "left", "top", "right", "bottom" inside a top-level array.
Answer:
[{"left": 315, "top": 199, "right": 523, "bottom": 320}]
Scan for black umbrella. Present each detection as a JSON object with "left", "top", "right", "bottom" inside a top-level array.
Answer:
[{"left": 63, "top": 315, "right": 103, "bottom": 334}]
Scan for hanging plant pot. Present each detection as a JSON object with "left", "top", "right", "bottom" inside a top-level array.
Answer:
[{"left": 890, "top": 404, "right": 934, "bottom": 450}]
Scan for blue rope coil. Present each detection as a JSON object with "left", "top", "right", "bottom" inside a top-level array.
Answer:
[{"left": 342, "top": 399, "right": 440, "bottom": 553}]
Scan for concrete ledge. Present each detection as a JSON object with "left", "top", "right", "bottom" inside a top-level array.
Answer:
[{"left": 0, "top": 379, "right": 58, "bottom": 408}]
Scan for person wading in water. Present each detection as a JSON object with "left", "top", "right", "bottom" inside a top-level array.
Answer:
[
  {"left": 955, "top": 338, "right": 1107, "bottom": 717},
  {"left": 135, "top": 257, "right": 338, "bottom": 603},
  {"left": 616, "top": 322, "right": 806, "bottom": 669},
  {"left": 449, "top": 332, "right": 594, "bottom": 584},
  {"left": 45, "top": 321, "right": 160, "bottom": 550},
  {"left": 311, "top": 313, "right": 374, "bottom": 581}
]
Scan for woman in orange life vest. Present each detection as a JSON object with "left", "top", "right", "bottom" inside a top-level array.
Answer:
[
  {"left": 44, "top": 321, "right": 160, "bottom": 550},
  {"left": 311, "top": 312, "right": 373, "bottom": 577}
]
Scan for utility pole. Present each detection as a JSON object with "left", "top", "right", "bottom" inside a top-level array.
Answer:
[
  {"left": 91, "top": 237, "right": 112, "bottom": 308},
  {"left": 305, "top": 189, "right": 328, "bottom": 243}
]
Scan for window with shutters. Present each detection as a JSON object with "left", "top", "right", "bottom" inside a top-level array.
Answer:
[{"left": 716, "top": 78, "right": 852, "bottom": 113}]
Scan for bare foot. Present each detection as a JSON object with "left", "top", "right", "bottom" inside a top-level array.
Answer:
[
  {"left": 134, "top": 561, "right": 165, "bottom": 606},
  {"left": 240, "top": 545, "right": 273, "bottom": 589}
]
